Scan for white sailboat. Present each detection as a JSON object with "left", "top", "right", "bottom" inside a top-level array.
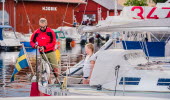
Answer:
[
  {"left": 0, "top": 0, "right": 21, "bottom": 51},
  {"left": 35, "top": 29, "right": 170, "bottom": 97},
  {"left": 0, "top": 25, "right": 21, "bottom": 51}
]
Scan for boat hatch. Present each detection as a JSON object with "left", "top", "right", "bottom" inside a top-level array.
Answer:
[
  {"left": 157, "top": 78, "right": 170, "bottom": 86},
  {"left": 119, "top": 77, "right": 141, "bottom": 85}
]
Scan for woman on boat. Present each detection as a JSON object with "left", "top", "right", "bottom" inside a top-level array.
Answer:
[{"left": 83, "top": 43, "right": 95, "bottom": 84}]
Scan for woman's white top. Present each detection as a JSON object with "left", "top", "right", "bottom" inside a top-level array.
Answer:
[{"left": 83, "top": 54, "right": 95, "bottom": 77}]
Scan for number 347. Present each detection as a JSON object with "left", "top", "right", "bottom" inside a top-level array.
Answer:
[{"left": 131, "top": 6, "right": 170, "bottom": 19}]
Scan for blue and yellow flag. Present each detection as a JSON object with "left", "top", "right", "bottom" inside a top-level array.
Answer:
[{"left": 11, "top": 47, "right": 29, "bottom": 82}]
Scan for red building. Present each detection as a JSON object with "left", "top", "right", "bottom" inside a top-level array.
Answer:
[
  {"left": 0, "top": 0, "right": 86, "bottom": 33},
  {"left": 74, "top": 0, "right": 123, "bottom": 25}
]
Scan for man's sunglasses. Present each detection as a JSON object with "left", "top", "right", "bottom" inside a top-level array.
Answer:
[{"left": 40, "top": 26, "right": 46, "bottom": 29}]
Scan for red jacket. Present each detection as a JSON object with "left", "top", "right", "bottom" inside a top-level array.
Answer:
[{"left": 30, "top": 27, "right": 56, "bottom": 52}]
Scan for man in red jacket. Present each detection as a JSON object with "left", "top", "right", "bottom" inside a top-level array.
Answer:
[{"left": 30, "top": 18, "right": 60, "bottom": 84}]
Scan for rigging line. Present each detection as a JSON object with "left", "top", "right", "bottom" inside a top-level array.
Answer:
[
  {"left": 143, "top": 40, "right": 150, "bottom": 62},
  {"left": 62, "top": 2, "right": 70, "bottom": 27},
  {"left": 41, "top": 53, "right": 62, "bottom": 86},
  {"left": 150, "top": 32, "right": 160, "bottom": 42},
  {"left": 114, "top": 65, "right": 120, "bottom": 96},
  {"left": 139, "top": 40, "right": 144, "bottom": 50},
  {"left": 160, "top": 32, "right": 166, "bottom": 41},
  {"left": 123, "top": 31, "right": 127, "bottom": 50},
  {"left": 139, "top": 36, "right": 149, "bottom": 58},
  {"left": 165, "top": 32, "right": 170, "bottom": 43},
  {"left": 63, "top": 21, "right": 73, "bottom": 25},
  {"left": 41, "top": 51, "right": 64, "bottom": 80},
  {"left": 139, "top": 41, "right": 147, "bottom": 59},
  {"left": 80, "top": 0, "right": 88, "bottom": 26},
  {"left": 21, "top": 0, "right": 34, "bottom": 32},
  {"left": 138, "top": 34, "right": 147, "bottom": 59}
]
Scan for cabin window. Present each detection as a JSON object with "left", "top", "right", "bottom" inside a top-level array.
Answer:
[
  {"left": 83, "top": 14, "right": 96, "bottom": 21},
  {"left": 119, "top": 77, "right": 141, "bottom": 85},
  {"left": 157, "top": 78, "right": 170, "bottom": 86}
]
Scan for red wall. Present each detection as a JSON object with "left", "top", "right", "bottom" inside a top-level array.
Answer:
[
  {"left": 75, "top": 0, "right": 100, "bottom": 25},
  {"left": 1, "top": 1, "right": 78, "bottom": 33},
  {"left": 16, "top": 2, "right": 77, "bottom": 33}
]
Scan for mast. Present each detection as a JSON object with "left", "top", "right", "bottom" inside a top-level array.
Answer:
[
  {"left": 114, "top": 0, "right": 117, "bottom": 16},
  {"left": 14, "top": 0, "right": 17, "bottom": 31},
  {"left": 2, "top": 0, "right": 5, "bottom": 25},
  {"left": 73, "top": 3, "right": 80, "bottom": 24}
]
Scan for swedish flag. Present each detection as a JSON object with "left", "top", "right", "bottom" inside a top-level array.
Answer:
[{"left": 11, "top": 48, "right": 29, "bottom": 82}]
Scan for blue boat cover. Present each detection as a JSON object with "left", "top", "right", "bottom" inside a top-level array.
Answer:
[
  {"left": 122, "top": 41, "right": 165, "bottom": 57},
  {"left": 0, "top": 28, "right": 3, "bottom": 40},
  {"left": 0, "top": 25, "right": 12, "bottom": 28},
  {"left": 21, "top": 42, "right": 32, "bottom": 48},
  {"left": 20, "top": 42, "right": 37, "bottom": 55}
]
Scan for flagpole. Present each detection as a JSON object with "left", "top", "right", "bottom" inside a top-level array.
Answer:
[
  {"left": 2, "top": 0, "right": 5, "bottom": 25},
  {"left": 36, "top": 46, "right": 38, "bottom": 82},
  {"left": 22, "top": 44, "right": 35, "bottom": 76}
]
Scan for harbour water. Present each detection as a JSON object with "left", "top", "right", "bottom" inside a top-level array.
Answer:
[
  {"left": 0, "top": 51, "right": 31, "bottom": 97},
  {"left": 0, "top": 44, "right": 86, "bottom": 97}
]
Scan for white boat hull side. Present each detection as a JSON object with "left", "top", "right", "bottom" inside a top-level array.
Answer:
[
  {"left": 103, "top": 70, "right": 170, "bottom": 92},
  {"left": 90, "top": 49, "right": 170, "bottom": 92}
]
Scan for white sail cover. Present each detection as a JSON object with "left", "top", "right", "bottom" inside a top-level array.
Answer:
[
  {"left": 90, "top": 49, "right": 147, "bottom": 86},
  {"left": 83, "top": 6, "right": 170, "bottom": 33},
  {"left": 83, "top": 18, "right": 170, "bottom": 32}
]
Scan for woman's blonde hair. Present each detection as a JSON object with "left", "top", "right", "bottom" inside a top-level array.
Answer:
[{"left": 85, "top": 43, "right": 94, "bottom": 53}]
